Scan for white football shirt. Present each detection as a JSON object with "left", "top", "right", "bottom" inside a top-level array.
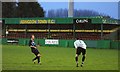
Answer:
[{"left": 74, "top": 40, "right": 87, "bottom": 49}]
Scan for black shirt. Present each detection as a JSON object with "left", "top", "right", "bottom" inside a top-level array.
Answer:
[{"left": 29, "top": 39, "right": 36, "bottom": 50}]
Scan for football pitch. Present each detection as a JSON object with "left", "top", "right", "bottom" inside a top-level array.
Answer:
[{"left": 2, "top": 45, "right": 118, "bottom": 70}]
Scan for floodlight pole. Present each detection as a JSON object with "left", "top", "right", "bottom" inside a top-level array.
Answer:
[
  {"left": 68, "top": 0, "right": 75, "bottom": 39},
  {"left": 68, "top": 0, "right": 74, "bottom": 17}
]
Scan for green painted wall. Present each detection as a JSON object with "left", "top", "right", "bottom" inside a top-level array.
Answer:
[
  {"left": 97, "top": 40, "right": 111, "bottom": 49},
  {"left": 110, "top": 40, "right": 119, "bottom": 49},
  {"left": 1, "top": 38, "right": 119, "bottom": 49},
  {"left": 84, "top": 40, "right": 98, "bottom": 48}
]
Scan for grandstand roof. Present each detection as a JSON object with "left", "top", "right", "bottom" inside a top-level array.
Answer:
[{"left": 0, "top": 16, "right": 119, "bottom": 24}]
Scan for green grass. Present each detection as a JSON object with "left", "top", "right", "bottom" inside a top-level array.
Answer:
[{"left": 2, "top": 45, "right": 118, "bottom": 70}]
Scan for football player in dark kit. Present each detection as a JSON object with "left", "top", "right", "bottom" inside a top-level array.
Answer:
[{"left": 29, "top": 35, "right": 41, "bottom": 64}]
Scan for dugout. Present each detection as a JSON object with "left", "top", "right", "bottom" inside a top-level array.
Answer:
[{"left": 0, "top": 17, "right": 120, "bottom": 49}]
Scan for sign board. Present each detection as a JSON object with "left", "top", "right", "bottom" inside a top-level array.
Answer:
[
  {"left": 73, "top": 18, "right": 91, "bottom": 24},
  {"left": 45, "top": 39, "right": 59, "bottom": 45},
  {"left": 20, "top": 19, "right": 56, "bottom": 24},
  {"left": 7, "top": 39, "right": 19, "bottom": 43}
]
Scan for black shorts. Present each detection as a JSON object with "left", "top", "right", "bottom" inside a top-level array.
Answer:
[
  {"left": 76, "top": 47, "right": 86, "bottom": 55},
  {"left": 31, "top": 49, "right": 40, "bottom": 56}
]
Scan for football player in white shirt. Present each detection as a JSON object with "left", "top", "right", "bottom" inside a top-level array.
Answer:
[{"left": 74, "top": 38, "right": 87, "bottom": 67}]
